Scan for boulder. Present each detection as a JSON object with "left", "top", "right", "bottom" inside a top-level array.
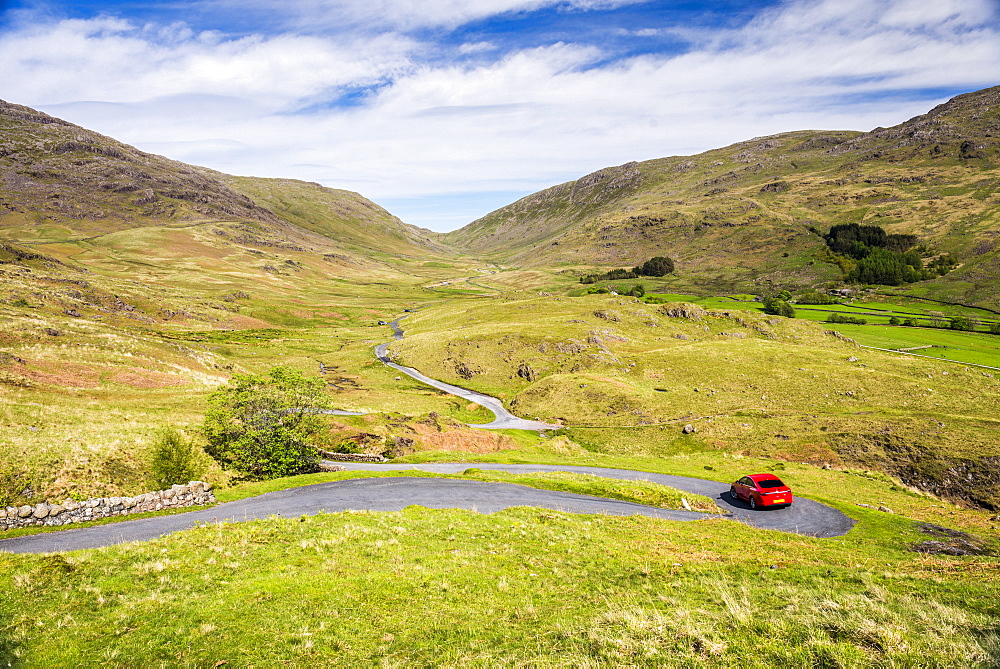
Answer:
[{"left": 659, "top": 303, "right": 706, "bottom": 321}]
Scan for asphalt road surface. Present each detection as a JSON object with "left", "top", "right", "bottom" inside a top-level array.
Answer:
[
  {"left": 336, "top": 464, "right": 855, "bottom": 538},
  {"left": 375, "top": 317, "right": 558, "bottom": 431},
  {"left": 0, "top": 465, "right": 853, "bottom": 554}
]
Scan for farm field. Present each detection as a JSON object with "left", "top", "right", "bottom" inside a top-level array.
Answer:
[{"left": 629, "top": 291, "right": 1000, "bottom": 369}]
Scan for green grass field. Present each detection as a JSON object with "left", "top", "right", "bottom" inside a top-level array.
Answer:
[{"left": 631, "top": 290, "right": 1000, "bottom": 369}]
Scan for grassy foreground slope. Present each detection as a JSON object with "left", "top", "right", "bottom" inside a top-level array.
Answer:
[
  {"left": 389, "top": 293, "right": 1000, "bottom": 508},
  {"left": 443, "top": 86, "right": 1000, "bottom": 309},
  {"left": 1, "top": 486, "right": 997, "bottom": 666}
]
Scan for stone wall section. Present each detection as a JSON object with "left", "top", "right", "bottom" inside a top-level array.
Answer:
[
  {"left": 0, "top": 481, "right": 215, "bottom": 532},
  {"left": 319, "top": 451, "right": 387, "bottom": 463}
]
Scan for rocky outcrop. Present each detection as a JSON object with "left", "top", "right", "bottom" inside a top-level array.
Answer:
[
  {"left": 516, "top": 363, "right": 537, "bottom": 382},
  {"left": 658, "top": 303, "right": 706, "bottom": 320},
  {"left": 0, "top": 481, "right": 215, "bottom": 531}
]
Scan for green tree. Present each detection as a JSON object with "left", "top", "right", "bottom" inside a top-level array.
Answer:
[
  {"left": 149, "top": 428, "right": 204, "bottom": 490},
  {"left": 949, "top": 316, "right": 973, "bottom": 331},
  {"left": 203, "top": 367, "right": 332, "bottom": 480},
  {"left": 889, "top": 316, "right": 902, "bottom": 326},
  {"left": 762, "top": 296, "right": 795, "bottom": 318},
  {"left": 989, "top": 322, "right": 1000, "bottom": 335},
  {"left": 827, "top": 313, "right": 867, "bottom": 325}
]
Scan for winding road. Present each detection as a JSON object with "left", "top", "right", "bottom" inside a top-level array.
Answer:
[
  {"left": 0, "top": 464, "right": 854, "bottom": 554},
  {"left": 334, "top": 463, "right": 855, "bottom": 538},
  {"left": 375, "top": 317, "right": 559, "bottom": 430},
  {"left": 0, "top": 314, "right": 855, "bottom": 554}
]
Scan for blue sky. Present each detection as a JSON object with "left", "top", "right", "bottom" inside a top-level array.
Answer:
[{"left": 1, "top": 0, "right": 997, "bottom": 231}]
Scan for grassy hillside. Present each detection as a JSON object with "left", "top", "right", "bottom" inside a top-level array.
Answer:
[
  {"left": 221, "top": 175, "right": 452, "bottom": 260},
  {"left": 389, "top": 293, "right": 1000, "bottom": 509},
  {"left": 443, "top": 87, "right": 1000, "bottom": 310},
  {"left": 0, "top": 101, "right": 479, "bottom": 503}
]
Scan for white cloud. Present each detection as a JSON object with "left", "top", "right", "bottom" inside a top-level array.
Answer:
[
  {"left": 203, "top": 0, "right": 650, "bottom": 31},
  {"left": 458, "top": 41, "right": 498, "bottom": 55},
  {"left": 0, "top": 16, "right": 416, "bottom": 109},
  {"left": 0, "top": 0, "right": 997, "bottom": 231}
]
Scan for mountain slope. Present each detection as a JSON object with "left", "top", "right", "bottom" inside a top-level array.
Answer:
[
  {"left": 444, "top": 86, "right": 1000, "bottom": 308},
  {"left": 0, "top": 100, "right": 465, "bottom": 328},
  {"left": 0, "top": 99, "right": 448, "bottom": 260}
]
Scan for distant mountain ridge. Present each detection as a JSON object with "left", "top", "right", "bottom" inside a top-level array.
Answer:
[
  {"left": 0, "top": 99, "right": 443, "bottom": 258},
  {"left": 0, "top": 100, "right": 457, "bottom": 331},
  {"left": 442, "top": 86, "right": 1000, "bottom": 308}
]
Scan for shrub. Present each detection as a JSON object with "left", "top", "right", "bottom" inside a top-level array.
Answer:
[
  {"left": 331, "top": 439, "right": 362, "bottom": 455},
  {"left": 149, "top": 428, "right": 205, "bottom": 490},
  {"left": 949, "top": 317, "right": 974, "bottom": 331},
  {"left": 827, "top": 313, "right": 868, "bottom": 325},
  {"left": 203, "top": 367, "right": 331, "bottom": 481},
  {"left": 889, "top": 316, "right": 902, "bottom": 326},
  {"left": 990, "top": 322, "right": 1000, "bottom": 335},
  {"left": 762, "top": 294, "right": 795, "bottom": 318},
  {"left": 904, "top": 318, "right": 919, "bottom": 327},
  {"left": 628, "top": 283, "right": 646, "bottom": 298}
]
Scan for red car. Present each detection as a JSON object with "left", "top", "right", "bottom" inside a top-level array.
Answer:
[{"left": 730, "top": 474, "right": 793, "bottom": 509}]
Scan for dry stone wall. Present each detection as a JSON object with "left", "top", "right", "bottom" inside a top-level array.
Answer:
[
  {"left": 319, "top": 451, "right": 387, "bottom": 463},
  {"left": 0, "top": 481, "right": 215, "bottom": 532}
]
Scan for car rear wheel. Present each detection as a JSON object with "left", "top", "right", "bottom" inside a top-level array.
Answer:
[{"left": 749, "top": 496, "right": 757, "bottom": 510}]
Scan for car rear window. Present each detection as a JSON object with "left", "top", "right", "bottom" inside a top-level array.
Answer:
[{"left": 758, "top": 479, "right": 786, "bottom": 489}]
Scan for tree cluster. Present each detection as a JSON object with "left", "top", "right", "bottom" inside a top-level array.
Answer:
[
  {"left": 822, "top": 223, "right": 955, "bottom": 286},
  {"left": 826, "top": 313, "right": 868, "bottom": 325},
  {"left": 796, "top": 291, "right": 840, "bottom": 305},
  {"left": 580, "top": 256, "right": 674, "bottom": 284}
]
